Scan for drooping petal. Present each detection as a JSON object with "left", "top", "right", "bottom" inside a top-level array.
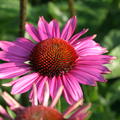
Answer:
[
  {"left": 29, "top": 78, "right": 42, "bottom": 102},
  {"left": 49, "top": 76, "right": 62, "bottom": 100},
  {"left": 61, "top": 75, "right": 83, "bottom": 104},
  {"left": 43, "top": 81, "right": 50, "bottom": 106},
  {"left": 50, "top": 86, "right": 63, "bottom": 108},
  {"left": 0, "top": 51, "right": 27, "bottom": 62},
  {"left": 0, "top": 41, "right": 31, "bottom": 57},
  {"left": 0, "top": 105, "right": 10, "bottom": 118},
  {"left": 11, "top": 73, "right": 39, "bottom": 94},
  {"left": 14, "top": 38, "right": 35, "bottom": 51},
  {"left": 75, "top": 64, "right": 110, "bottom": 74},
  {"left": 78, "top": 64, "right": 110, "bottom": 74},
  {"left": 0, "top": 63, "right": 30, "bottom": 79},
  {"left": 61, "top": 16, "right": 77, "bottom": 41},
  {"left": 69, "top": 103, "right": 91, "bottom": 120},
  {"left": 63, "top": 98, "right": 83, "bottom": 118},
  {"left": 25, "top": 23, "right": 41, "bottom": 42},
  {"left": 69, "top": 69, "right": 97, "bottom": 86},
  {"left": 49, "top": 76, "right": 57, "bottom": 99},
  {"left": 38, "top": 16, "right": 51, "bottom": 40},
  {"left": 0, "top": 117, "right": 3, "bottom": 120},
  {"left": 73, "top": 66, "right": 107, "bottom": 83},
  {"left": 31, "top": 84, "right": 38, "bottom": 106},
  {"left": 0, "top": 62, "right": 26, "bottom": 69},
  {"left": 49, "top": 19, "right": 60, "bottom": 38},
  {"left": 1, "top": 92, "right": 22, "bottom": 109},
  {"left": 37, "top": 76, "right": 48, "bottom": 103},
  {"left": 64, "top": 74, "right": 83, "bottom": 99}
]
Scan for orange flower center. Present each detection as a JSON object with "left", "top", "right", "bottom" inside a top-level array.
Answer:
[
  {"left": 30, "top": 38, "right": 78, "bottom": 77},
  {"left": 15, "top": 105, "right": 64, "bottom": 120}
]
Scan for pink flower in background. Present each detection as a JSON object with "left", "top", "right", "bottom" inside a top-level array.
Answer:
[
  {"left": 0, "top": 16, "right": 115, "bottom": 104},
  {"left": 0, "top": 84, "right": 91, "bottom": 120}
]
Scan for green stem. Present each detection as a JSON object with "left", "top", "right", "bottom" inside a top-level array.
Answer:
[
  {"left": 82, "top": 85, "right": 99, "bottom": 103},
  {"left": 19, "top": 0, "right": 28, "bottom": 37},
  {"left": 56, "top": 98, "right": 61, "bottom": 112},
  {"left": 67, "top": 0, "right": 76, "bottom": 16}
]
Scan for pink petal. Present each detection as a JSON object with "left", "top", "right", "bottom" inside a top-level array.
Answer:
[
  {"left": 0, "top": 62, "right": 26, "bottom": 69},
  {"left": 32, "top": 84, "right": 38, "bottom": 106},
  {"left": 49, "top": 76, "right": 57, "bottom": 98},
  {"left": 1, "top": 92, "right": 22, "bottom": 109},
  {"left": 0, "top": 117, "right": 3, "bottom": 120},
  {"left": 0, "top": 105, "right": 10, "bottom": 118},
  {"left": 77, "top": 64, "right": 110, "bottom": 74},
  {"left": 77, "top": 47, "right": 107, "bottom": 56},
  {"left": 76, "top": 55, "right": 114, "bottom": 65},
  {"left": 74, "top": 66, "right": 107, "bottom": 82},
  {"left": 0, "top": 64, "right": 30, "bottom": 79},
  {"left": 63, "top": 98, "right": 83, "bottom": 118},
  {"left": 69, "top": 28, "right": 88, "bottom": 43},
  {"left": 61, "top": 16, "right": 77, "bottom": 41},
  {"left": 50, "top": 86, "right": 64, "bottom": 108},
  {"left": 49, "top": 76, "right": 62, "bottom": 100},
  {"left": 69, "top": 104, "right": 91, "bottom": 120},
  {"left": 43, "top": 81, "right": 50, "bottom": 106},
  {"left": 11, "top": 73, "right": 39, "bottom": 94},
  {"left": 76, "top": 64, "right": 110, "bottom": 74},
  {"left": 0, "top": 105, "right": 7, "bottom": 115},
  {"left": 37, "top": 76, "right": 48, "bottom": 103},
  {"left": 14, "top": 37, "right": 35, "bottom": 51},
  {"left": 29, "top": 79, "right": 40, "bottom": 101},
  {"left": 2, "top": 81, "right": 14, "bottom": 87},
  {"left": 71, "top": 35, "right": 107, "bottom": 56},
  {"left": 0, "top": 51, "right": 27, "bottom": 62},
  {"left": 38, "top": 16, "right": 51, "bottom": 40},
  {"left": 69, "top": 70, "right": 97, "bottom": 86},
  {"left": 0, "top": 41, "right": 31, "bottom": 57},
  {"left": 49, "top": 19, "right": 60, "bottom": 38},
  {"left": 72, "top": 34, "right": 96, "bottom": 45},
  {"left": 63, "top": 86, "right": 76, "bottom": 105},
  {"left": 25, "top": 23, "right": 41, "bottom": 42},
  {"left": 75, "top": 39, "right": 107, "bottom": 55},
  {"left": 61, "top": 75, "right": 83, "bottom": 104}
]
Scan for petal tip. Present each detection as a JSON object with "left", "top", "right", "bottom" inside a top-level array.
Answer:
[
  {"left": 2, "top": 83, "right": 12, "bottom": 87},
  {"left": 25, "top": 22, "right": 30, "bottom": 27},
  {"left": 93, "top": 34, "right": 97, "bottom": 39},
  {"left": 112, "top": 56, "right": 117, "bottom": 60}
]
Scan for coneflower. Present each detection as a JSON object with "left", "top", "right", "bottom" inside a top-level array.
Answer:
[
  {"left": 0, "top": 16, "right": 115, "bottom": 104},
  {"left": 0, "top": 83, "right": 91, "bottom": 120}
]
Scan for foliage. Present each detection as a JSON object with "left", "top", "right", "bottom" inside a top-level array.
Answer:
[{"left": 0, "top": 0, "right": 120, "bottom": 120}]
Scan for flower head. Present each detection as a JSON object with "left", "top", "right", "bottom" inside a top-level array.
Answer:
[
  {"left": 0, "top": 16, "right": 115, "bottom": 104},
  {"left": 0, "top": 83, "right": 91, "bottom": 120}
]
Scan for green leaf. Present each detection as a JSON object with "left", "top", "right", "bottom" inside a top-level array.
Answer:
[
  {"left": 105, "top": 45, "right": 120, "bottom": 79},
  {"left": 48, "top": 2, "right": 68, "bottom": 22},
  {"left": 6, "top": 106, "right": 16, "bottom": 119},
  {"left": 102, "top": 30, "right": 120, "bottom": 50}
]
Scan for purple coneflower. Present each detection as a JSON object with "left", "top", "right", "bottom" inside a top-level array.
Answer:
[
  {"left": 0, "top": 83, "right": 91, "bottom": 120},
  {"left": 0, "top": 16, "right": 115, "bottom": 104}
]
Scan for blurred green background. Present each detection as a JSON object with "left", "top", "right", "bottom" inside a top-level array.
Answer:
[{"left": 0, "top": 0, "right": 120, "bottom": 120}]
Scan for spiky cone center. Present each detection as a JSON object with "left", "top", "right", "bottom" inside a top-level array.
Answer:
[
  {"left": 30, "top": 38, "right": 78, "bottom": 77},
  {"left": 15, "top": 105, "right": 65, "bottom": 120}
]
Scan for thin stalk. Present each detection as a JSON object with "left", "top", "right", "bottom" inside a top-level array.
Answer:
[
  {"left": 67, "top": 0, "right": 76, "bottom": 16},
  {"left": 56, "top": 98, "right": 61, "bottom": 112},
  {"left": 19, "top": 0, "right": 28, "bottom": 37},
  {"left": 19, "top": 0, "right": 28, "bottom": 105}
]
